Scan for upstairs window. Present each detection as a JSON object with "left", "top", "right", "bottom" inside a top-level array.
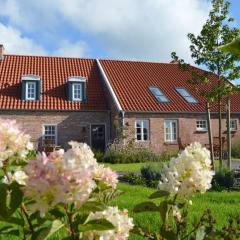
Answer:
[
  {"left": 21, "top": 75, "right": 41, "bottom": 101},
  {"left": 230, "top": 119, "right": 238, "bottom": 131},
  {"left": 175, "top": 87, "right": 198, "bottom": 104},
  {"left": 196, "top": 120, "right": 207, "bottom": 131},
  {"left": 26, "top": 82, "right": 36, "bottom": 100},
  {"left": 149, "top": 86, "right": 169, "bottom": 103},
  {"left": 67, "top": 76, "right": 86, "bottom": 102},
  {"left": 135, "top": 120, "right": 149, "bottom": 141},
  {"left": 73, "top": 83, "right": 82, "bottom": 101}
]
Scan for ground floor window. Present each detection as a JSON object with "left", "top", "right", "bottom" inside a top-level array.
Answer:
[
  {"left": 43, "top": 125, "right": 57, "bottom": 145},
  {"left": 196, "top": 119, "right": 207, "bottom": 131},
  {"left": 135, "top": 120, "right": 149, "bottom": 141},
  {"left": 164, "top": 120, "right": 177, "bottom": 142},
  {"left": 230, "top": 119, "right": 238, "bottom": 131}
]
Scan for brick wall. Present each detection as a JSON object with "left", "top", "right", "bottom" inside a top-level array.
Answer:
[
  {"left": 0, "top": 110, "right": 110, "bottom": 150},
  {"left": 123, "top": 112, "right": 240, "bottom": 153}
]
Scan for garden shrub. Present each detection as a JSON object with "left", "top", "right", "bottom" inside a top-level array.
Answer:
[
  {"left": 120, "top": 162, "right": 165, "bottom": 188},
  {"left": 94, "top": 150, "right": 105, "bottom": 162},
  {"left": 212, "top": 168, "right": 235, "bottom": 191},
  {"left": 103, "top": 142, "right": 175, "bottom": 163},
  {"left": 232, "top": 141, "right": 240, "bottom": 158}
]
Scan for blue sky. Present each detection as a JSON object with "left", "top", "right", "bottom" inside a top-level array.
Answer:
[{"left": 0, "top": 0, "right": 239, "bottom": 83}]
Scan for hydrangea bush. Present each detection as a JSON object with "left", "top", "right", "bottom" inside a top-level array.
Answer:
[{"left": 0, "top": 118, "right": 133, "bottom": 239}]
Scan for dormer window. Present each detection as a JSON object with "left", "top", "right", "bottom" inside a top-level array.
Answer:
[
  {"left": 26, "top": 82, "right": 36, "bottom": 100},
  {"left": 72, "top": 83, "right": 82, "bottom": 101},
  {"left": 67, "top": 76, "right": 87, "bottom": 102},
  {"left": 21, "top": 75, "right": 41, "bottom": 101},
  {"left": 175, "top": 87, "right": 198, "bottom": 104}
]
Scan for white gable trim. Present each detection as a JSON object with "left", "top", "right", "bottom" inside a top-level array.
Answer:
[{"left": 96, "top": 59, "right": 122, "bottom": 112}]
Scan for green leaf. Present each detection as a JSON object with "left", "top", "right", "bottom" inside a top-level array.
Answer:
[
  {"left": 219, "top": 38, "right": 240, "bottom": 57},
  {"left": 133, "top": 201, "right": 160, "bottom": 213},
  {"left": 8, "top": 181, "right": 23, "bottom": 215},
  {"left": 160, "top": 229, "right": 177, "bottom": 240},
  {"left": 0, "top": 216, "right": 25, "bottom": 227},
  {"left": 149, "top": 190, "right": 170, "bottom": 199},
  {"left": 33, "top": 220, "right": 65, "bottom": 240},
  {"left": 81, "top": 201, "right": 106, "bottom": 213},
  {"left": 79, "top": 218, "right": 115, "bottom": 232},
  {"left": 0, "top": 183, "right": 8, "bottom": 218},
  {"left": 159, "top": 200, "right": 169, "bottom": 223}
]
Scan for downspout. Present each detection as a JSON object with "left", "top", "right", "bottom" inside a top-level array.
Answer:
[{"left": 122, "top": 111, "right": 125, "bottom": 145}]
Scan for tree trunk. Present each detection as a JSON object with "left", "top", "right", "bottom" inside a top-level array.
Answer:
[
  {"left": 206, "top": 102, "right": 214, "bottom": 170},
  {"left": 227, "top": 97, "right": 231, "bottom": 169},
  {"left": 218, "top": 97, "right": 223, "bottom": 169}
]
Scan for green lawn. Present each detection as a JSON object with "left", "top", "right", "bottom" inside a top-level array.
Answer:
[
  {"left": 105, "top": 162, "right": 148, "bottom": 172},
  {"left": 111, "top": 184, "right": 240, "bottom": 240},
  {"left": 1, "top": 183, "right": 240, "bottom": 240}
]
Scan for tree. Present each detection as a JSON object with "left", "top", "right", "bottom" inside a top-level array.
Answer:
[{"left": 172, "top": 0, "right": 240, "bottom": 168}]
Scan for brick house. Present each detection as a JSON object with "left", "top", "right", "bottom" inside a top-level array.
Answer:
[{"left": 0, "top": 44, "right": 239, "bottom": 153}]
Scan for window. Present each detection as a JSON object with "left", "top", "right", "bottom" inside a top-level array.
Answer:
[
  {"left": 67, "top": 76, "right": 86, "bottom": 102},
  {"left": 149, "top": 86, "right": 169, "bottom": 103},
  {"left": 72, "top": 83, "right": 82, "bottom": 101},
  {"left": 230, "top": 119, "right": 238, "bottom": 131},
  {"left": 135, "top": 120, "right": 149, "bottom": 141},
  {"left": 164, "top": 120, "right": 178, "bottom": 142},
  {"left": 43, "top": 125, "right": 57, "bottom": 144},
  {"left": 196, "top": 120, "right": 207, "bottom": 131},
  {"left": 21, "top": 75, "right": 41, "bottom": 101},
  {"left": 26, "top": 82, "right": 36, "bottom": 100},
  {"left": 175, "top": 87, "right": 198, "bottom": 104}
]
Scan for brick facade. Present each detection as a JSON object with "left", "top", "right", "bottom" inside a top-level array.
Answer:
[
  {"left": 123, "top": 112, "right": 240, "bottom": 153},
  {"left": 0, "top": 110, "right": 110, "bottom": 150}
]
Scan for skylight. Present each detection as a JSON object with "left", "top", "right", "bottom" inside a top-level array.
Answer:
[
  {"left": 149, "top": 86, "right": 169, "bottom": 103},
  {"left": 175, "top": 87, "right": 198, "bottom": 104}
]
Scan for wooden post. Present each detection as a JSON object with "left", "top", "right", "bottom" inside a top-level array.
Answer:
[
  {"left": 227, "top": 97, "right": 231, "bottom": 169},
  {"left": 206, "top": 102, "right": 214, "bottom": 170}
]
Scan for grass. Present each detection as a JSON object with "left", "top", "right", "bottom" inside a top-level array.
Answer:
[
  {"left": 2, "top": 183, "right": 240, "bottom": 240},
  {"left": 105, "top": 162, "right": 148, "bottom": 172},
  {"left": 111, "top": 183, "right": 240, "bottom": 240}
]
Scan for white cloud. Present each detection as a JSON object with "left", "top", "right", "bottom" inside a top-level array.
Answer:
[
  {"left": 0, "top": 0, "right": 211, "bottom": 62},
  {"left": 53, "top": 40, "right": 89, "bottom": 57},
  {"left": 0, "top": 23, "right": 46, "bottom": 55}
]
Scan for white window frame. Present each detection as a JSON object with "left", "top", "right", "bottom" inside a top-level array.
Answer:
[
  {"left": 42, "top": 124, "right": 57, "bottom": 145},
  {"left": 135, "top": 120, "right": 150, "bottom": 142},
  {"left": 26, "top": 81, "right": 36, "bottom": 100},
  {"left": 196, "top": 119, "right": 208, "bottom": 131},
  {"left": 72, "top": 83, "right": 82, "bottom": 101},
  {"left": 164, "top": 120, "right": 178, "bottom": 143},
  {"left": 230, "top": 119, "right": 238, "bottom": 131}
]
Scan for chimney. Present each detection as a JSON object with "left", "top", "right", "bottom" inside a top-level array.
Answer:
[{"left": 0, "top": 44, "right": 4, "bottom": 60}]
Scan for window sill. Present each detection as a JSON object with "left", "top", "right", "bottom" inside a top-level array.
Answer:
[
  {"left": 164, "top": 142, "right": 178, "bottom": 145},
  {"left": 196, "top": 129, "right": 208, "bottom": 133}
]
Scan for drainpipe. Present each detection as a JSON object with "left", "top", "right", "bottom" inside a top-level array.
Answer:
[{"left": 121, "top": 111, "right": 125, "bottom": 145}]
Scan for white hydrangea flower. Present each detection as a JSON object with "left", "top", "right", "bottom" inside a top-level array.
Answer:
[
  {"left": 159, "top": 142, "right": 214, "bottom": 195},
  {"left": 23, "top": 141, "right": 119, "bottom": 216},
  {"left": 84, "top": 206, "right": 134, "bottom": 240},
  {"left": 94, "top": 164, "right": 118, "bottom": 189},
  {"left": 0, "top": 119, "right": 33, "bottom": 164},
  {"left": 2, "top": 170, "right": 28, "bottom": 185}
]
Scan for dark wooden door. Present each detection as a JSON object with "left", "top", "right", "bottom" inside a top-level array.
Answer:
[{"left": 91, "top": 125, "right": 106, "bottom": 151}]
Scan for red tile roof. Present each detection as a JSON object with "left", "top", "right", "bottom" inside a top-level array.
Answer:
[
  {"left": 0, "top": 55, "right": 108, "bottom": 111},
  {"left": 99, "top": 59, "right": 240, "bottom": 113}
]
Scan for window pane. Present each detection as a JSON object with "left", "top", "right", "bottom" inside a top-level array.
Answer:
[
  {"left": 73, "top": 83, "right": 82, "bottom": 100},
  {"left": 135, "top": 120, "right": 149, "bottom": 141},
  {"left": 165, "top": 120, "right": 177, "bottom": 142},
  {"left": 149, "top": 86, "right": 169, "bottom": 103},
  {"left": 176, "top": 88, "right": 198, "bottom": 104}
]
